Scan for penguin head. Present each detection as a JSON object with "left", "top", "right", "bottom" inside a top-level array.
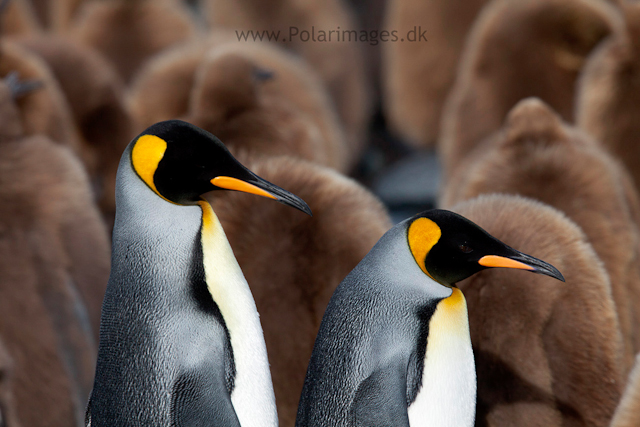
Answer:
[
  {"left": 407, "top": 210, "right": 565, "bottom": 286},
  {"left": 129, "top": 119, "right": 311, "bottom": 213}
]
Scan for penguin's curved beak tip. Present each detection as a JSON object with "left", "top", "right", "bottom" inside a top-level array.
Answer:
[
  {"left": 210, "top": 176, "right": 313, "bottom": 216},
  {"left": 478, "top": 253, "right": 565, "bottom": 282}
]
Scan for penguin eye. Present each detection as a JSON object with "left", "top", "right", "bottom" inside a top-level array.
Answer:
[{"left": 459, "top": 244, "right": 473, "bottom": 254}]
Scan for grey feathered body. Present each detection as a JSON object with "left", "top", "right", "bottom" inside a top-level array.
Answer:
[
  {"left": 86, "top": 146, "right": 238, "bottom": 426},
  {"left": 296, "top": 223, "right": 453, "bottom": 427}
]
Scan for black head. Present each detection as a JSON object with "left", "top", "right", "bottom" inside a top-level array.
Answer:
[
  {"left": 129, "top": 119, "right": 311, "bottom": 214},
  {"left": 407, "top": 210, "right": 564, "bottom": 286}
]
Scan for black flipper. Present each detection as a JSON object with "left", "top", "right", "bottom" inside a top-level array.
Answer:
[
  {"left": 350, "top": 360, "right": 411, "bottom": 427},
  {"left": 172, "top": 367, "right": 241, "bottom": 427}
]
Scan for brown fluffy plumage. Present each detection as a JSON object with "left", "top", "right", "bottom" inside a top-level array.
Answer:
[
  {"left": 611, "top": 354, "right": 640, "bottom": 427},
  {"left": 204, "top": 153, "right": 391, "bottom": 427},
  {"left": 450, "top": 194, "right": 624, "bottom": 427},
  {"left": 203, "top": 0, "right": 371, "bottom": 159},
  {"left": 576, "top": 1, "right": 640, "bottom": 196},
  {"left": 51, "top": 0, "right": 85, "bottom": 31},
  {"left": 442, "top": 98, "right": 640, "bottom": 374},
  {"left": 130, "top": 35, "right": 350, "bottom": 171},
  {"left": 0, "top": 234, "right": 83, "bottom": 427},
  {"left": 69, "top": 0, "right": 197, "bottom": 83},
  {"left": 439, "top": 0, "right": 620, "bottom": 179},
  {"left": 382, "top": 0, "right": 489, "bottom": 148},
  {"left": 345, "top": 0, "right": 385, "bottom": 104},
  {"left": 0, "top": 79, "right": 109, "bottom": 425},
  {"left": 0, "top": 39, "right": 81, "bottom": 154},
  {"left": 127, "top": 40, "right": 203, "bottom": 129},
  {"left": 26, "top": 0, "right": 85, "bottom": 30},
  {"left": 15, "top": 34, "right": 137, "bottom": 226},
  {"left": 0, "top": 338, "right": 20, "bottom": 427},
  {"left": 0, "top": 0, "right": 41, "bottom": 36}
]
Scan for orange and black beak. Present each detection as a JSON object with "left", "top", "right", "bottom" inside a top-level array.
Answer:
[
  {"left": 211, "top": 174, "right": 312, "bottom": 216},
  {"left": 478, "top": 252, "right": 565, "bottom": 282}
]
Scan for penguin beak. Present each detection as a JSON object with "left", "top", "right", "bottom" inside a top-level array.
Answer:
[
  {"left": 210, "top": 175, "right": 312, "bottom": 216},
  {"left": 478, "top": 252, "right": 565, "bottom": 282}
]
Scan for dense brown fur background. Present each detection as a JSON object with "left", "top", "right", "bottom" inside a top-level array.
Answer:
[
  {"left": 452, "top": 195, "right": 624, "bottom": 427},
  {"left": 15, "top": 34, "right": 136, "bottom": 226},
  {"left": 438, "top": 0, "right": 619, "bottom": 179},
  {"left": 442, "top": 98, "right": 640, "bottom": 374},
  {"left": 382, "top": 0, "right": 488, "bottom": 148},
  {"left": 0, "top": 39, "right": 81, "bottom": 154},
  {"left": 0, "top": 79, "right": 109, "bottom": 425},
  {"left": 204, "top": 0, "right": 371, "bottom": 159},
  {"left": 0, "top": 338, "right": 21, "bottom": 427},
  {"left": 611, "top": 354, "right": 640, "bottom": 427},
  {"left": 576, "top": 2, "right": 640, "bottom": 198},
  {"left": 69, "top": 0, "right": 198, "bottom": 83},
  {"left": 0, "top": 0, "right": 40, "bottom": 36}
]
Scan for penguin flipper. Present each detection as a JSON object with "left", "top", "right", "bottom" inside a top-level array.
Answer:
[
  {"left": 349, "top": 361, "right": 410, "bottom": 427},
  {"left": 171, "top": 370, "right": 241, "bottom": 427}
]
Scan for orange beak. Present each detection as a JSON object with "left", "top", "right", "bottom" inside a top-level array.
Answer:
[
  {"left": 478, "top": 255, "right": 536, "bottom": 271},
  {"left": 210, "top": 175, "right": 312, "bottom": 216},
  {"left": 211, "top": 176, "right": 277, "bottom": 200},
  {"left": 478, "top": 252, "right": 564, "bottom": 282}
]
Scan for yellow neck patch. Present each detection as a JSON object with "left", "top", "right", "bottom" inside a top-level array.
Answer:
[
  {"left": 197, "top": 200, "right": 215, "bottom": 235},
  {"left": 408, "top": 217, "right": 442, "bottom": 280},
  {"left": 438, "top": 287, "right": 466, "bottom": 314},
  {"left": 131, "top": 134, "right": 169, "bottom": 201}
]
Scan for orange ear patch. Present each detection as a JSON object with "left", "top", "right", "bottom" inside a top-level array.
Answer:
[
  {"left": 131, "top": 134, "right": 169, "bottom": 201},
  {"left": 407, "top": 217, "right": 442, "bottom": 279}
]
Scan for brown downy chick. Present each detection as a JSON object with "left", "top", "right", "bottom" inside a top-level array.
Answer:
[
  {"left": 0, "top": 338, "right": 21, "bottom": 427},
  {"left": 15, "top": 34, "right": 137, "bottom": 227},
  {"left": 0, "top": 39, "right": 81, "bottom": 155},
  {"left": 130, "top": 36, "right": 350, "bottom": 171},
  {"left": 0, "top": 76, "right": 109, "bottom": 426},
  {"left": 188, "top": 52, "right": 332, "bottom": 167},
  {"left": 203, "top": 0, "right": 371, "bottom": 159},
  {"left": 451, "top": 194, "right": 624, "bottom": 427},
  {"left": 441, "top": 98, "right": 640, "bottom": 374},
  {"left": 205, "top": 153, "right": 392, "bottom": 427},
  {"left": 611, "top": 354, "right": 640, "bottom": 427},
  {"left": 127, "top": 30, "right": 244, "bottom": 127},
  {"left": 187, "top": 42, "right": 349, "bottom": 171},
  {"left": 69, "top": 0, "right": 198, "bottom": 83},
  {"left": 382, "top": 0, "right": 489, "bottom": 148},
  {"left": 439, "top": 0, "right": 620, "bottom": 180},
  {"left": 576, "top": 2, "right": 640, "bottom": 196}
]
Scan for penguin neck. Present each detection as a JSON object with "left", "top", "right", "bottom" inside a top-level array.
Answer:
[
  {"left": 197, "top": 200, "right": 278, "bottom": 427},
  {"left": 407, "top": 287, "right": 476, "bottom": 427}
]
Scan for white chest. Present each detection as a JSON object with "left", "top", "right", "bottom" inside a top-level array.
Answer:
[
  {"left": 199, "top": 202, "right": 278, "bottom": 427},
  {"left": 407, "top": 288, "right": 476, "bottom": 427}
]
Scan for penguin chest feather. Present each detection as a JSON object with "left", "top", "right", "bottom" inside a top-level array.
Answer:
[
  {"left": 199, "top": 202, "right": 278, "bottom": 427},
  {"left": 408, "top": 288, "right": 476, "bottom": 427}
]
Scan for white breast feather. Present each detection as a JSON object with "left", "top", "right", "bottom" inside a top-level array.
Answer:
[
  {"left": 407, "top": 288, "right": 476, "bottom": 427},
  {"left": 200, "top": 204, "right": 278, "bottom": 427}
]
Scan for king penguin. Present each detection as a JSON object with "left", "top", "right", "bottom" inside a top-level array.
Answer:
[
  {"left": 85, "top": 119, "right": 311, "bottom": 427},
  {"left": 295, "top": 209, "right": 564, "bottom": 427}
]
